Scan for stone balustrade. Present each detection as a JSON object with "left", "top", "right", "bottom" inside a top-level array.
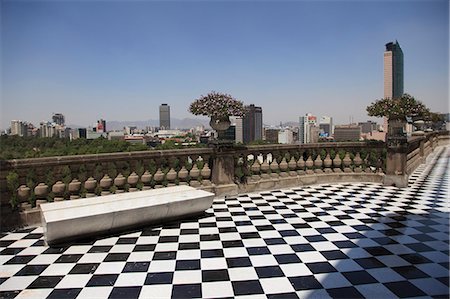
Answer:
[{"left": 1, "top": 133, "right": 447, "bottom": 230}]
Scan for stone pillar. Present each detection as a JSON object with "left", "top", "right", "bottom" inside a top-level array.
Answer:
[
  {"left": 210, "top": 141, "right": 239, "bottom": 196},
  {"left": 383, "top": 118, "right": 409, "bottom": 187}
]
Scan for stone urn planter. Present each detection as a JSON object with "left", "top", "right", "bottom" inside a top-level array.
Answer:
[
  {"left": 84, "top": 177, "right": 97, "bottom": 197},
  {"left": 200, "top": 163, "right": 211, "bottom": 179},
  {"left": 17, "top": 185, "right": 31, "bottom": 202},
  {"left": 153, "top": 169, "right": 165, "bottom": 183},
  {"left": 127, "top": 172, "right": 139, "bottom": 191},
  {"left": 178, "top": 166, "right": 189, "bottom": 182},
  {"left": 166, "top": 168, "right": 177, "bottom": 182},
  {"left": 114, "top": 174, "right": 126, "bottom": 188},
  {"left": 52, "top": 181, "right": 66, "bottom": 201},
  {"left": 210, "top": 116, "right": 231, "bottom": 131},
  {"left": 100, "top": 175, "right": 112, "bottom": 195},
  {"left": 68, "top": 179, "right": 81, "bottom": 199},
  {"left": 141, "top": 171, "right": 152, "bottom": 189}
]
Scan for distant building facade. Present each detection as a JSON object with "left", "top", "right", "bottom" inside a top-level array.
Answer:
[
  {"left": 159, "top": 104, "right": 171, "bottom": 130},
  {"left": 384, "top": 41, "right": 404, "bottom": 99},
  {"left": 243, "top": 104, "right": 263, "bottom": 144},
  {"left": 52, "top": 113, "right": 65, "bottom": 126},
  {"left": 319, "top": 116, "right": 333, "bottom": 137},
  {"left": 358, "top": 121, "right": 378, "bottom": 134},
  {"left": 265, "top": 129, "right": 279, "bottom": 143},
  {"left": 10, "top": 120, "right": 29, "bottom": 137},
  {"left": 334, "top": 125, "right": 361, "bottom": 142},
  {"left": 278, "top": 129, "right": 294, "bottom": 144},
  {"left": 298, "top": 113, "right": 318, "bottom": 144}
]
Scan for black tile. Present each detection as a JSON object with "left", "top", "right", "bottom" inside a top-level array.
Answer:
[
  {"left": 306, "top": 262, "right": 337, "bottom": 274},
  {"left": 116, "top": 237, "right": 139, "bottom": 244},
  {"left": 0, "top": 240, "right": 15, "bottom": 247},
  {"left": 178, "top": 243, "right": 200, "bottom": 250},
  {"left": 200, "top": 234, "right": 220, "bottom": 241},
  {"left": 144, "top": 272, "right": 173, "bottom": 285},
  {"left": 226, "top": 257, "right": 252, "bottom": 268},
  {"left": 172, "top": 284, "right": 202, "bottom": 298},
  {"left": 274, "top": 254, "right": 301, "bottom": 264},
  {"left": 202, "top": 269, "right": 230, "bottom": 282},
  {"left": 176, "top": 260, "right": 201, "bottom": 271},
  {"left": 109, "top": 286, "right": 141, "bottom": 299},
  {"left": 88, "top": 246, "right": 113, "bottom": 253},
  {"left": 0, "top": 291, "right": 20, "bottom": 299},
  {"left": 393, "top": 265, "right": 429, "bottom": 279},
  {"left": 23, "top": 233, "right": 43, "bottom": 240},
  {"left": 354, "top": 257, "right": 386, "bottom": 269},
  {"left": 103, "top": 253, "right": 130, "bottom": 262},
  {"left": 247, "top": 247, "right": 270, "bottom": 255},
  {"left": 255, "top": 266, "right": 284, "bottom": 278},
  {"left": 180, "top": 229, "right": 199, "bottom": 235},
  {"left": 86, "top": 274, "right": 118, "bottom": 287},
  {"left": 0, "top": 248, "right": 25, "bottom": 255},
  {"left": 342, "top": 270, "right": 378, "bottom": 285},
  {"left": 291, "top": 244, "right": 315, "bottom": 252},
  {"left": 321, "top": 250, "right": 348, "bottom": 260},
  {"left": 219, "top": 227, "right": 237, "bottom": 233},
  {"left": 267, "top": 292, "right": 299, "bottom": 299},
  {"left": 69, "top": 263, "right": 99, "bottom": 274},
  {"left": 411, "top": 234, "right": 436, "bottom": 242},
  {"left": 4, "top": 255, "right": 35, "bottom": 264},
  {"left": 55, "top": 254, "right": 83, "bottom": 263},
  {"left": 47, "top": 288, "right": 82, "bottom": 299},
  {"left": 333, "top": 241, "right": 357, "bottom": 248},
  {"left": 140, "top": 229, "right": 160, "bottom": 236},
  {"left": 305, "top": 235, "right": 327, "bottom": 242},
  {"left": 133, "top": 244, "right": 156, "bottom": 252},
  {"left": 399, "top": 253, "right": 432, "bottom": 264},
  {"left": 384, "top": 281, "right": 427, "bottom": 298},
  {"left": 123, "top": 262, "right": 150, "bottom": 272},
  {"left": 265, "top": 238, "right": 286, "bottom": 245},
  {"left": 158, "top": 236, "right": 179, "bottom": 243},
  {"left": 201, "top": 249, "right": 224, "bottom": 258},
  {"left": 28, "top": 276, "right": 64, "bottom": 288},
  {"left": 240, "top": 232, "right": 261, "bottom": 239},
  {"left": 232, "top": 280, "right": 264, "bottom": 296},
  {"left": 326, "top": 286, "right": 364, "bottom": 298},
  {"left": 364, "top": 246, "right": 393, "bottom": 256},
  {"left": 372, "top": 237, "right": 398, "bottom": 245},
  {"left": 317, "top": 228, "right": 337, "bottom": 234},
  {"left": 14, "top": 265, "right": 48, "bottom": 276},
  {"left": 289, "top": 275, "right": 322, "bottom": 290},
  {"left": 152, "top": 251, "right": 177, "bottom": 260},
  {"left": 222, "top": 240, "right": 244, "bottom": 248}
]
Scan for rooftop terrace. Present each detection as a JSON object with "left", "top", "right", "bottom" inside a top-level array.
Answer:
[{"left": 0, "top": 146, "right": 448, "bottom": 298}]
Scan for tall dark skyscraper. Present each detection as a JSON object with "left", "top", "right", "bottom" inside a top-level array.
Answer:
[
  {"left": 159, "top": 104, "right": 170, "bottom": 129},
  {"left": 243, "top": 104, "right": 263, "bottom": 144},
  {"left": 384, "top": 41, "right": 404, "bottom": 99}
]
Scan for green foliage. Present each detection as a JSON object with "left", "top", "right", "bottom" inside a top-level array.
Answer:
[
  {"left": 6, "top": 171, "right": 19, "bottom": 208},
  {"left": 366, "top": 93, "right": 430, "bottom": 119},
  {"left": 0, "top": 135, "right": 150, "bottom": 160}
]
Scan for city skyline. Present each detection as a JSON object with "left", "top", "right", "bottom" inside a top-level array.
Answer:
[{"left": 2, "top": 0, "right": 448, "bottom": 130}]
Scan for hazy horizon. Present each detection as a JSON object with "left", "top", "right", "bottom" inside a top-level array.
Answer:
[{"left": 2, "top": 0, "right": 449, "bottom": 130}]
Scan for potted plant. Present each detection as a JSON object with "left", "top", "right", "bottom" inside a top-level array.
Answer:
[
  {"left": 189, "top": 91, "right": 245, "bottom": 132},
  {"left": 366, "top": 93, "right": 430, "bottom": 138}
]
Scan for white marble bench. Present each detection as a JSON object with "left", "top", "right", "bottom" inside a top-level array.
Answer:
[{"left": 40, "top": 185, "right": 215, "bottom": 245}]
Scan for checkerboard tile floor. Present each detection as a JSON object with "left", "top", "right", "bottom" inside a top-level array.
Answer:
[{"left": 1, "top": 146, "right": 448, "bottom": 299}]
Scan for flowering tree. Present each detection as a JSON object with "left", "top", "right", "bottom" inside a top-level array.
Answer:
[
  {"left": 366, "top": 93, "right": 430, "bottom": 120},
  {"left": 189, "top": 91, "right": 245, "bottom": 119}
]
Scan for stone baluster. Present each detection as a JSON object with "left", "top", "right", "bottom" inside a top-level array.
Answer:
[
  {"left": 342, "top": 152, "right": 352, "bottom": 173},
  {"left": 141, "top": 171, "right": 153, "bottom": 190},
  {"left": 323, "top": 152, "right": 333, "bottom": 173},
  {"left": 127, "top": 172, "right": 139, "bottom": 192},
  {"left": 178, "top": 166, "right": 189, "bottom": 186},
  {"left": 153, "top": 168, "right": 165, "bottom": 188},
  {"left": 353, "top": 152, "right": 363, "bottom": 173},
  {"left": 279, "top": 157, "right": 289, "bottom": 177},
  {"left": 305, "top": 154, "right": 314, "bottom": 175},
  {"left": 297, "top": 155, "right": 306, "bottom": 175},
  {"left": 166, "top": 168, "right": 177, "bottom": 186},
  {"left": 333, "top": 152, "right": 342, "bottom": 173},
  {"left": 114, "top": 174, "right": 126, "bottom": 193},
  {"left": 52, "top": 181, "right": 66, "bottom": 201},
  {"left": 260, "top": 154, "right": 271, "bottom": 179},
  {"left": 84, "top": 177, "right": 97, "bottom": 197},
  {"left": 288, "top": 156, "right": 297, "bottom": 177},
  {"left": 68, "top": 179, "right": 82, "bottom": 199},
  {"left": 17, "top": 185, "right": 31, "bottom": 210},
  {"left": 250, "top": 157, "right": 261, "bottom": 182},
  {"left": 314, "top": 154, "right": 323, "bottom": 174},
  {"left": 201, "top": 162, "right": 212, "bottom": 186},
  {"left": 99, "top": 175, "right": 112, "bottom": 195},
  {"left": 34, "top": 183, "right": 49, "bottom": 207},
  {"left": 270, "top": 156, "right": 279, "bottom": 179},
  {"left": 189, "top": 162, "right": 201, "bottom": 187}
]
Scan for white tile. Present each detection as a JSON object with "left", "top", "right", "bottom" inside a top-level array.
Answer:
[
  {"left": 40, "top": 263, "right": 74, "bottom": 276},
  {"left": 228, "top": 267, "right": 258, "bottom": 281},
  {"left": 55, "top": 274, "right": 92, "bottom": 288},
  {"left": 78, "top": 253, "right": 108, "bottom": 263},
  {"left": 280, "top": 263, "right": 313, "bottom": 277},
  {"left": 114, "top": 272, "right": 147, "bottom": 287},
  {"left": 0, "top": 264, "right": 25, "bottom": 277},
  {"left": 139, "top": 285, "right": 172, "bottom": 299},
  {"left": 127, "top": 251, "right": 153, "bottom": 262},
  {"left": 15, "top": 288, "right": 53, "bottom": 299},
  {"left": 201, "top": 257, "right": 227, "bottom": 270},
  {"left": 147, "top": 260, "right": 176, "bottom": 273},
  {"left": 94, "top": 261, "right": 126, "bottom": 274},
  {"left": 63, "top": 245, "right": 92, "bottom": 254},
  {"left": 249, "top": 255, "right": 278, "bottom": 267},
  {"left": 173, "top": 270, "right": 202, "bottom": 284},
  {"left": 77, "top": 286, "right": 113, "bottom": 299},
  {"left": 314, "top": 272, "right": 351, "bottom": 289},
  {"left": 202, "top": 281, "right": 234, "bottom": 298},
  {"left": 27, "top": 254, "right": 61, "bottom": 265},
  {"left": 0, "top": 276, "right": 36, "bottom": 291},
  {"left": 260, "top": 277, "right": 294, "bottom": 294}
]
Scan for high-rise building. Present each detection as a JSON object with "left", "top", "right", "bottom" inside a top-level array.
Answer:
[
  {"left": 384, "top": 41, "right": 404, "bottom": 99},
  {"left": 97, "top": 119, "right": 106, "bottom": 133},
  {"left": 243, "top": 104, "right": 263, "bottom": 144},
  {"left": 298, "top": 113, "right": 317, "bottom": 144},
  {"left": 334, "top": 125, "right": 361, "bottom": 142},
  {"left": 52, "top": 113, "right": 65, "bottom": 126},
  {"left": 159, "top": 104, "right": 170, "bottom": 130},
  {"left": 319, "top": 116, "right": 333, "bottom": 137}
]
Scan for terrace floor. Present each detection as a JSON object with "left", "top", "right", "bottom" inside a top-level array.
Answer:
[{"left": 0, "top": 146, "right": 448, "bottom": 299}]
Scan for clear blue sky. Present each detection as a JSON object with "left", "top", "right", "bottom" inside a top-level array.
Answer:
[{"left": 1, "top": 0, "right": 448, "bottom": 129}]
